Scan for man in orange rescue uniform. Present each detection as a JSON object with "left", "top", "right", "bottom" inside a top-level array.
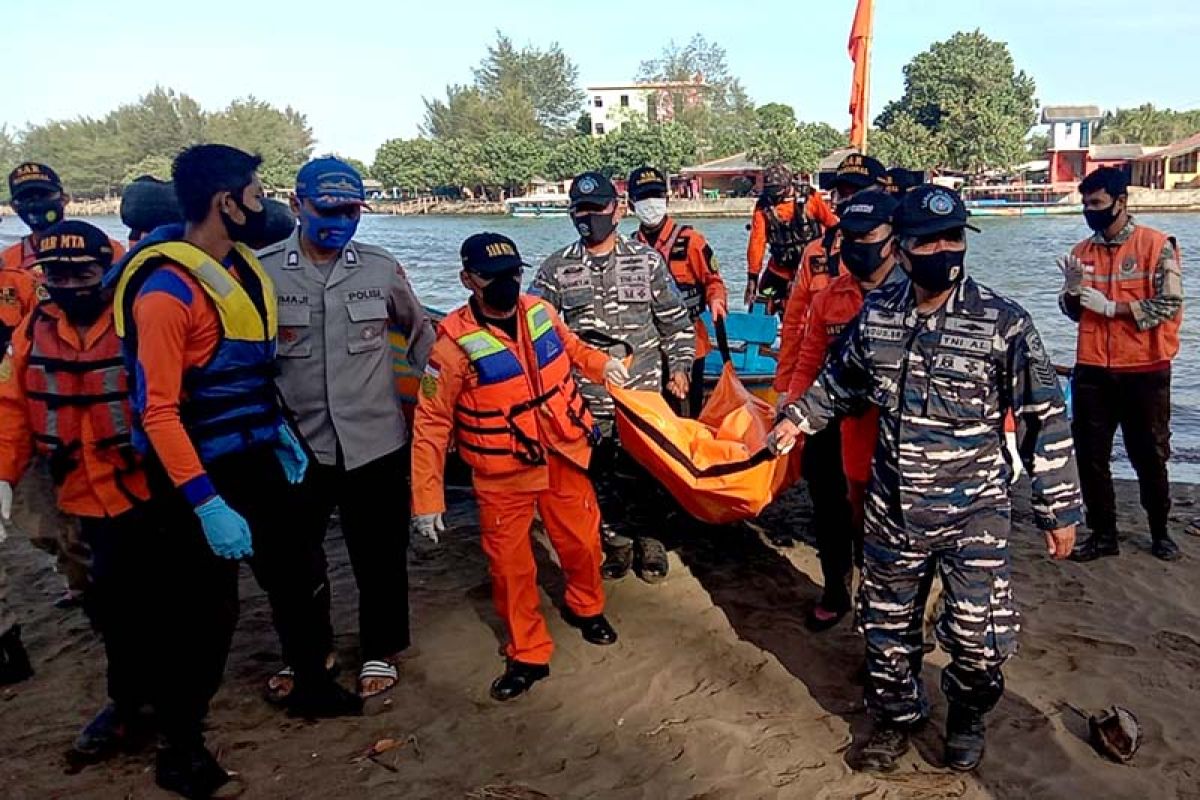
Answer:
[
  {"left": 628, "top": 166, "right": 728, "bottom": 418},
  {"left": 0, "top": 222, "right": 157, "bottom": 759},
  {"left": 1058, "top": 167, "right": 1185, "bottom": 562},
  {"left": 775, "top": 154, "right": 887, "bottom": 406},
  {"left": 786, "top": 191, "right": 905, "bottom": 629},
  {"left": 745, "top": 164, "right": 839, "bottom": 313},
  {"left": 411, "top": 233, "right": 627, "bottom": 701}
]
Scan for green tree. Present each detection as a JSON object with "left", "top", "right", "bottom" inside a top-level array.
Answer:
[
  {"left": 545, "top": 135, "right": 602, "bottom": 180},
  {"left": 110, "top": 87, "right": 206, "bottom": 170},
  {"left": 746, "top": 105, "right": 845, "bottom": 173},
  {"left": 637, "top": 34, "right": 756, "bottom": 159},
  {"left": 598, "top": 120, "right": 697, "bottom": 177},
  {"left": 1095, "top": 104, "right": 1200, "bottom": 145},
  {"left": 1024, "top": 131, "right": 1049, "bottom": 161},
  {"left": 21, "top": 117, "right": 126, "bottom": 197},
  {"left": 0, "top": 125, "right": 19, "bottom": 185},
  {"left": 877, "top": 30, "right": 1036, "bottom": 172},
  {"left": 122, "top": 154, "right": 175, "bottom": 183},
  {"left": 477, "top": 132, "right": 549, "bottom": 196},
  {"left": 205, "top": 97, "right": 315, "bottom": 188},
  {"left": 422, "top": 84, "right": 540, "bottom": 141},
  {"left": 372, "top": 138, "right": 441, "bottom": 193},
  {"left": 473, "top": 32, "right": 585, "bottom": 136},
  {"left": 870, "top": 113, "right": 948, "bottom": 168}
]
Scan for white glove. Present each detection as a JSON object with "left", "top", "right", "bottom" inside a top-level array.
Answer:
[
  {"left": 1056, "top": 254, "right": 1084, "bottom": 295},
  {"left": 603, "top": 358, "right": 631, "bottom": 386},
  {"left": 0, "top": 480, "right": 12, "bottom": 544},
  {"left": 412, "top": 513, "right": 445, "bottom": 544},
  {"left": 1079, "top": 287, "right": 1116, "bottom": 318}
]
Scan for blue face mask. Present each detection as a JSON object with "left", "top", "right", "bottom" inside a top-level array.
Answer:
[{"left": 301, "top": 208, "right": 358, "bottom": 250}]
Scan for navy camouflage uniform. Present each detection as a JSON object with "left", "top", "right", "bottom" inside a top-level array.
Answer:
[
  {"left": 787, "top": 276, "right": 1083, "bottom": 723},
  {"left": 530, "top": 235, "right": 694, "bottom": 544},
  {"left": 529, "top": 235, "right": 694, "bottom": 429}
]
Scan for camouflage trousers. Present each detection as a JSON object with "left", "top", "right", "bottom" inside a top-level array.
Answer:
[{"left": 858, "top": 506, "right": 1018, "bottom": 724}]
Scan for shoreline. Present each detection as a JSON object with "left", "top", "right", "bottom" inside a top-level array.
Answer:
[{"left": 7, "top": 187, "right": 1200, "bottom": 220}]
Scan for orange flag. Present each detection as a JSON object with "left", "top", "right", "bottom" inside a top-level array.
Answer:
[{"left": 848, "top": 0, "right": 874, "bottom": 151}]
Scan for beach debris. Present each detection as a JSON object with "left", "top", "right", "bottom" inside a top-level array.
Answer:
[
  {"left": 642, "top": 717, "right": 689, "bottom": 737},
  {"left": 1185, "top": 518, "right": 1200, "bottom": 537},
  {"left": 350, "top": 735, "right": 423, "bottom": 771},
  {"left": 1088, "top": 705, "right": 1141, "bottom": 763},
  {"left": 467, "top": 785, "right": 555, "bottom": 799}
]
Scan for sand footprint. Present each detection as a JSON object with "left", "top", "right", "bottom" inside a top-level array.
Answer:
[{"left": 1058, "top": 633, "right": 1138, "bottom": 658}]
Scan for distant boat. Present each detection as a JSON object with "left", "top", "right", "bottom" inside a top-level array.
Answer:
[
  {"left": 504, "top": 193, "right": 571, "bottom": 218},
  {"left": 961, "top": 184, "right": 1078, "bottom": 217}
]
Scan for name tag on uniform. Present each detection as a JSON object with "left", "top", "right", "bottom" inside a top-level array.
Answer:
[
  {"left": 559, "top": 267, "right": 591, "bottom": 291},
  {"left": 863, "top": 325, "right": 904, "bottom": 343},
  {"left": 933, "top": 353, "right": 987, "bottom": 379},
  {"left": 616, "top": 262, "right": 651, "bottom": 303},
  {"left": 939, "top": 334, "right": 991, "bottom": 354},
  {"left": 345, "top": 287, "right": 385, "bottom": 303}
]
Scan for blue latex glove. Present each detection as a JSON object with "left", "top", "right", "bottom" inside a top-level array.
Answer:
[
  {"left": 274, "top": 424, "right": 309, "bottom": 484},
  {"left": 194, "top": 496, "right": 254, "bottom": 559}
]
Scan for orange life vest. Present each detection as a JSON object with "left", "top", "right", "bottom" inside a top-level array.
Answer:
[
  {"left": 22, "top": 306, "right": 136, "bottom": 479},
  {"left": 636, "top": 219, "right": 704, "bottom": 317},
  {"left": 1072, "top": 225, "right": 1181, "bottom": 368},
  {"left": 441, "top": 297, "right": 596, "bottom": 476}
]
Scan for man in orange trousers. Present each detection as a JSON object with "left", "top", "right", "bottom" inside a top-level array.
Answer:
[{"left": 411, "top": 233, "right": 628, "bottom": 700}]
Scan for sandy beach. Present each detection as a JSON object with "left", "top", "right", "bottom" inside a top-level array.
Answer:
[{"left": 2, "top": 476, "right": 1199, "bottom": 799}]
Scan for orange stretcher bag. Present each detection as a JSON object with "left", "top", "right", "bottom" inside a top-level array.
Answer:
[{"left": 605, "top": 323, "right": 803, "bottom": 524}]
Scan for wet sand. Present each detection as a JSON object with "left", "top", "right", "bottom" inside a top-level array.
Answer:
[{"left": 3, "top": 478, "right": 1200, "bottom": 799}]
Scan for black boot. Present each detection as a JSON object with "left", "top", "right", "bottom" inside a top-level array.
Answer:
[
  {"left": 857, "top": 722, "right": 911, "bottom": 773},
  {"left": 1069, "top": 530, "right": 1119, "bottom": 562},
  {"left": 155, "top": 742, "right": 232, "bottom": 799},
  {"left": 601, "top": 532, "right": 633, "bottom": 580},
  {"left": 285, "top": 674, "right": 363, "bottom": 719},
  {"left": 0, "top": 624, "right": 33, "bottom": 685},
  {"left": 490, "top": 660, "right": 549, "bottom": 702},
  {"left": 563, "top": 611, "right": 618, "bottom": 645},
  {"left": 945, "top": 705, "right": 987, "bottom": 771},
  {"left": 1151, "top": 534, "right": 1182, "bottom": 562},
  {"left": 634, "top": 537, "right": 669, "bottom": 584}
]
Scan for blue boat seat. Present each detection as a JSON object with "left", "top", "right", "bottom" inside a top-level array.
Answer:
[{"left": 701, "top": 304, "right": 779, "bottom": 377}]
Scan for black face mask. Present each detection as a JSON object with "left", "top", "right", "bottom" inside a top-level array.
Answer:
[
  {"left": 1084, "top": 202, "right": 1121, "bottom": 233},
  {"left": 901, "top": 247, "right": 966, "bottom": 293},
  {"left": 220, "top": 194, "right": 268, "bottom": 244},
  {"left": 481, "top": 275, "right": 521, "bottom": 312},
  {"left": 46, "top": 284, "right": 107, "bottom": 324},
  {"left": 841, "top": 237, "right": 892, "bottom": 279},
  {"left": 572, "top": 211, "right": 617, "bottom": 245},
  {"left": 16, "top": 198, "right": 66, "bottom": 232}
]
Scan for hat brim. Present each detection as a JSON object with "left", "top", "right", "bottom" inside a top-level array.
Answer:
[
  {"left": 306, "top": 195, "right": 370, "bottom": 210},
  {"left": 35, "top": 255, "right": 108, "bottom": 270},
  {"left": 839, "top": 217, "right": 894, "bottom": 234},
  {"left": 628, "top": 185, "right": 668, "bottom": 201},
  {"left": 834, "top": 174, "right": 879, "bottom": 190},
  {"left": 12, "top": 179, "right": 63, "bottom": 199},
  {"left": 464, "top": 259, "right": 530, "bottom": 276},
  {"left": 898, "top": 219, "right": 980, "bottom": 237}
]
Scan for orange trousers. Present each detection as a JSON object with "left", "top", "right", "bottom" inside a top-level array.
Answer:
[{"left": 475, "top": 452, "right": 605, "bottom": 665}]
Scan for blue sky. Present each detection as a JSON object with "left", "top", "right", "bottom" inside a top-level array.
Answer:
[{"left": 3, "top": 0, "right": 1198, "bottom": 161}]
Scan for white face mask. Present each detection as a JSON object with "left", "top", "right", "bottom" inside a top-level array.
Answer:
[{"left": 633, "top": 198, "right": 668, "bottom": 228}]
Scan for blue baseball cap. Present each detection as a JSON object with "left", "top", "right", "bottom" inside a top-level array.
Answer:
[{"left": 295, "top": 157, "right": 367, "bottom": 209}]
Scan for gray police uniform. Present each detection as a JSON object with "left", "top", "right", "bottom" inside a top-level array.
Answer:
[
  {"left": 787, "top": 276, "right": 1082, "bottom": 723},
  {"left": 529, "top": 235, "right": 694, "bottom": 427},
  {"left": 259, "top": 230, "right": 435, "bottom": 468}
]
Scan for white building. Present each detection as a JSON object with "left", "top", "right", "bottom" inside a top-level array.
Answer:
[{"left": 585, "top": 80, "right": 708, "bottom": 136}]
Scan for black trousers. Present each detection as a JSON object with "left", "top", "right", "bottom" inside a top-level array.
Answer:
[
  {"left": 590, "top": 437, "right": 664, "bottom": 544},
  {"left": 147, "top": 445, "right": 328, "bottom": 747},
  {"left": 801, "top": 423, "right": 854, "bottom": 609},
  {"left": 665, "top": 357, "right": 708, "bottom": 420},
  {"left": 1072, "top": 365, "right": 1172, "bottom": 539},
  {"left": 82, "top": 505, "right": 167, "bottom": 713},
  {"left": 290, "top": 447, "right": 411, "bottom": 662}
]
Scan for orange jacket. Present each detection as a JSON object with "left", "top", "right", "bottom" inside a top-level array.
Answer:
[
  {"left": 786, "top": 271, "right": 877, "bottom": 484},
  {"left": 747, "top": 192, "right": 838, "bottom": 280},
  {"left": 1071, "top": 225, "right": 1182, "bottom": 369},
  {"left": 0, "top": 303, "right": 149, "bottom": 517},
  {"left": 130, "top": 264, "right": 227, "bottom": 493},
  {"left": 2, "top": 235, "right": 125, "bottom": 278},
  {"left": 0, "top": 265, "right": 39, "bottom": 346},
  {"left": 411, "top": 295, "right": 609, "bottom": 516},
  {"left": 634, "top": 217, "right": 728, "bottom": 359},
  {"left": 774, "top": 234, "right": 840, "bottom": 392}
]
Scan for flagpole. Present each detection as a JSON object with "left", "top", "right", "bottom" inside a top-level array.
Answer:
[{"left": 862, "top": 21, "right": 872, "bottom": 154}]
